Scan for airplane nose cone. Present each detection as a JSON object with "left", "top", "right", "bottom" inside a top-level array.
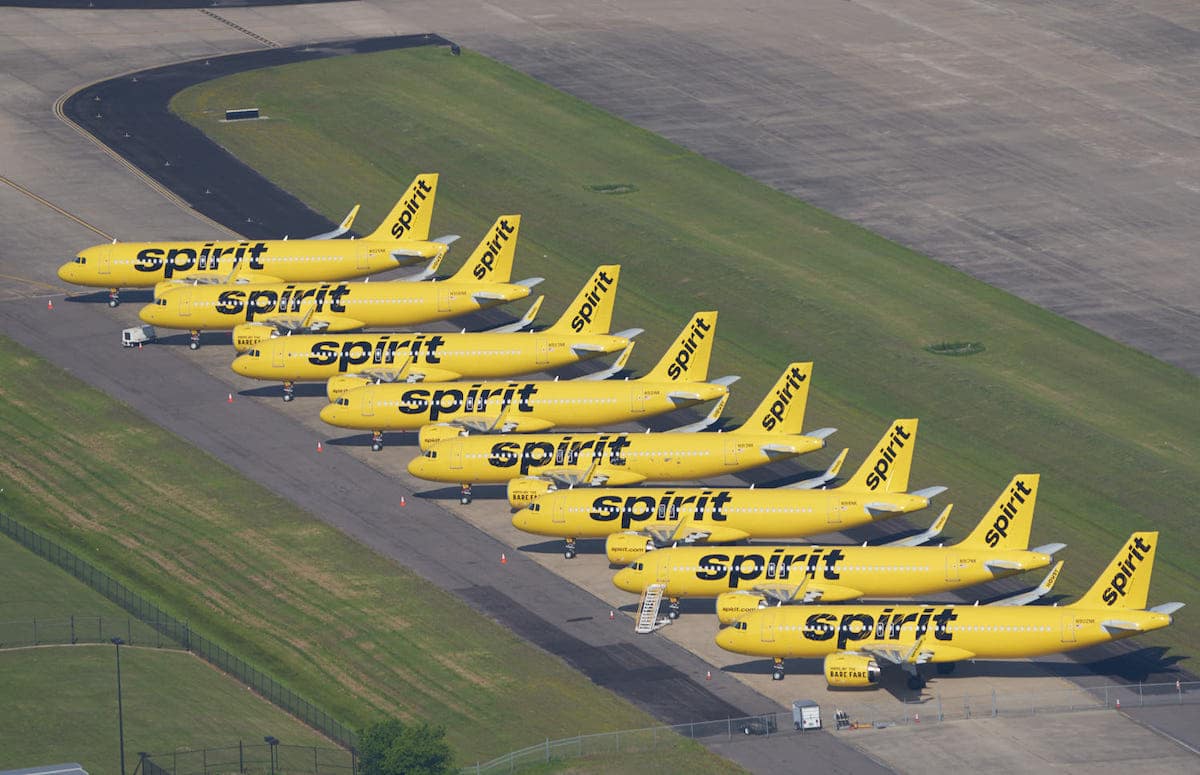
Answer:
[
  {"left": 57, "top": 263, "right": 75, "bottom": 282},
  {"left": 230, "top": 355, "right": 250, "bottom": 376},
  {"left": 318, "top": 403, "right": 340, "bottom": 426},
  {"left": 407, "top": 457, "right": 428, "bottom": 478},
  {"left": 715, "top": 627, "right": 738, "bottom": 651},
  {"left": 510, "top": 509, "right": 532, "bottom": 532},
  {"left": 612, "top": 568, "right": 640, "bottom": 593},
  {"left": 138, "top": 305, "right": 159, "bottom": 325}
]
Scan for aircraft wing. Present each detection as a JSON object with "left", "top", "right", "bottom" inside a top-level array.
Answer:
[
  {"left": 573, "top": 342, "right": 636, "bottom": 381},
  {"left": 988, "top": 561, "right": 1064, "bottom": 606},
  {"left": 541, "top": 464, "right": 645, "bottom": 489},
  {"left": 646, "top": 523, "right": 750, "bottom": 547},
  {"left": 751, "top": 580, "right": 811, "bottom": 604},
  {"left": 457, "top": 416, "right": 557, "bottom": 434},
  {"left": 307, "top": 204, "right": 360, "bottom": 240},
  {"left": 786, "top": 448, "right": 848, "bottom": 490},
  {"left": 879, "top": 504, "right": 952, "bottom": 546},
  {"left": 860, "top": 639, "right": 976, "bottom": 666}
]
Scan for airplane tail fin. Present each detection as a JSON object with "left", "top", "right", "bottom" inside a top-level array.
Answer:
[
  {"left": 640, "top": 311, "right": 718, "bottom": 382},
  {"left": 1071, "top": 532, "right": 1159, "bottom": 610},
  {"left": 449, "top": 215, "right": 521, "bottom": 283},
  {"left": 841, "top": 419, "right": 919, "bottom": 493},
  {"left": 545, "top": 265, "right": 621, "bottom": 334},
  {"left": 959, "top": 474, "right": 1040, "bottom": 549},
  {"left": 365, "top": 173, "right": 439, "bottom": 242},
  {"left": 735, "top": 362, "right": 812, "bottom": 435}
]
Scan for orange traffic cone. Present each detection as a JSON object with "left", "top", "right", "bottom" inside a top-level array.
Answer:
[
  {"left": 705, "top": 670, "right": 712, "bottom": 681},
  {"left": 316, "top": 441, "right": 323, "bottom": 453},
  {"left": 914, "top": 712, "right": 920, "bottom": 723},
  {"left": 609, "top": 610, "right": 615, "bottom": 621},
  {"left": 500, "top": 552, "right": 507, "bottom": 565},
  {"left": 47, "top": 299, "right": 53, "bottom": 311},
  {"left": 227, "top": 392, "right": 234, "bottom": 404},
  {"left": 137, "top": 341, "right": 143, "bottom": 350},
  {"left": 399, "top": 496, "right": 407, "bottom": 507},
  {"left": 1115, "top": 698, "right": 1121, "bottom": 710}
]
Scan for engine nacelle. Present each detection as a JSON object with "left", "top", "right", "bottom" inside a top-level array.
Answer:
[
  {"left": 715, "top": 592, "right": 767, "bottom": 625},
  {"left": 326, "top": 374, "right": 372, "bottom": 401},
  {"left": 232, "top": 322, "right": 278, "bottom": 352},
  {"left": 823, "top": 653, "right": 881, "bottom": 688},
  {"left": 605, "top": 532, "right": 656, "bottom": 565},
  {"left": 418, "top": 423, "right": 466, "bottom": 451},
  {"left": 506, "top": 477, "right": 556, "bottom": 508}
]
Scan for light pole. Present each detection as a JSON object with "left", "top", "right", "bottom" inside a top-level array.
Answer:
[
  {"left": 264, "top": 736, "right": 279, "bottom": 775},
  {"left": 112, "top": 637, "right": 126, "bottom": 775}
]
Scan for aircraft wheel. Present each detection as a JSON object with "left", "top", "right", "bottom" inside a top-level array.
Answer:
[
  {"left": 189, "top": 341, "right": 200, "bottom": 351},
  {"left": 283, "top": 394, "right": 294, "bottom": 403},
  {"left": 936, "top": 662, "right": 956, "bottom": 675},
  {"left": 772, "top": 669, "right": 785, "bottom": 681},
  {"left": 906, "top": 675, "right": 925, "bottom": 691},
  {"left": 108, "top": 299, "right": 119, "bottom": 308},
  {"left": 371, "top": 442, "right": 383, "bottom": 452},
  {"left": 667, "top": 609, "right": 680, "bottom": 620},
  {"left": 563, "top": 548, "right": 576, "bottom": 559}
]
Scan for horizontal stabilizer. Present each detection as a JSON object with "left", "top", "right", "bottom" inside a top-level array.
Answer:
[
  {"left": 612, "top": 328, "right": 645, "bottom": 339},
  {"left": 761, "top": 443, "right": 801, "bottom": 455},
  {"left": 667, "top": 390, "right": 702, "bottom": 401},
  {"left": 308, "top": 204, "right": 359, "bottom": 240},
  {"left": 1150, "top": 602, "right": 1185, "bottom": 615},
  {"left": 431, "top": 234, "right": 460, "bottom": 245},
  {"left": 1032, "top": 542, "right": 1067, "bottom": 556},
  {"left": 710, "top": 375, "right": 740, "bottom": 387},
  {"left": 515, "top": 277, "right": 545, "bottom": 288},
  {"left": 786, "top": 448, "right": 848, "bottom": 490},
  {"left": 472, "top": 291, "right": 509, "bottom": 302},
  {"left": 910, "top": 486, "right": 948, "bottom": 500},
  {"left": 989, "top": 560, "right": 1063, "bottom": 606},
  {"left": 881, "top": 504, "right": 952, "bottom": 546},
  {"left": 806, "top": 427, "right": 838, "bottom": 440},
  {"left": 1102, "top": 619, "right": 1145, "bottom": 633},
  {"left": 984, "top": 559, "right": 1027, "bottom": 571},
  {"left": 865, "top": 502, "right": 904, "bottom": 514},
  {"left": 483, "top": 295, "right": 543, "bottom": 333}
]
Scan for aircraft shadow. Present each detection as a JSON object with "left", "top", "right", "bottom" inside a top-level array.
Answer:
[
  {"left": 154, "top": 331, "right": 232, "bottom": 348},
  {"left": 66, "top": 289, "right": 154, "bottom": 305},
  {"left": 518, "top": 538, "right": 606, "bottom": 556},
  {"left": 325, "top": 432, "right": 419, "bottom": 449},
  {"left": 413, "top": 484, "right": 510, "bottom": 501},
  {"left": 238, "top": 383, "right": 328, "bottom": 400}
]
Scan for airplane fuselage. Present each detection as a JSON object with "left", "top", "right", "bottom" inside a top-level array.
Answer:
[
  {"left": 138, "top": 280, "right": 531, "bottom": 332},
  {"left": 715, "top": 602, "right": 1173, "bottom": 661},
  {"left": 230, "top": 331, "right": 632, "bottom": 383},
  {"left": 614, "top": 544, "right": 1052, "bottom": 600},
  {"left": 58, "top": 238, "right": 434, "bottom": 289},
  {"left": 512, "top": 487, "right": 933, "bottom": 539},
  {"left": 320, "top": 379, "right": 728, "bottom": 432},
  {"left": 408, "top": 431, "right": 827, "bottom": 486}
]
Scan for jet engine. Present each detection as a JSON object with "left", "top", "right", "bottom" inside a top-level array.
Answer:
[
  {"left": 823, "top": 653, "right": 881, "bottom": 688},
  {"left": 326, "top": 374, "right": 372, "bottom": 401},
  {"left": 418, "top": 423, "right": 467, "bottom": 450},
  {"left": 232, "top": 322, "right": 277, "bottom": 352},
  {"left": 506, "top": 477, "right": 556, "bottom": 508},
  {"left": 716, "top": 592, "right": 767, "bottom": 625},
  {"left": 605, "top": 532, "right": 656, "bottom": 564}
]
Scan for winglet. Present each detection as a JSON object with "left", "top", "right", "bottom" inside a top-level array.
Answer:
[
  {"left": 483, "top": 295, "right": 543, "bottom": 334},
  {"left": 881, "top": 503, "right": 952, "bottom": 546},
  {"left": 397, "top": 248, "right": 448, "bottom": 282},
  {"left": 307, "top": 204, "right": 360, "bottom": 239},
  {"left": 574, "top": 341, "right": 637, "bottom": 381},
  {"left": 665, "top": 393, "right": 728, "bottom": 433},
  {"left": 785, "top": 448, "right": 848, "bottom": 490},
  {"left": 989, "top": 560, "right": 1064, "bottom": 606}
]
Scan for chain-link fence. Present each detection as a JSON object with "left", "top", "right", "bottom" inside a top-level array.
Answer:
[
  {"left": 139, "top": 742, "right": 354, "bottom": 775},
  {"left": 0, "top": 615, "right": 178, "bottom": 649},
  {"left": 0, "top": 512, "right": 358, "bottom": 749}
]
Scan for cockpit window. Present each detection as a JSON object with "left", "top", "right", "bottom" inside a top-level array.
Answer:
[
  {"left": 336, "top": 398, "right": 349, "bottom": 406},
  {"left": 528, "top": 503, "right": 540, "bottom": 512},
  {"left": 248, "top": 349, "right": 260, "bottom": 357},
  {"left": 735, "top": 621, "right": 748, "bottom": 630},
  {"left": 423, "top": 450, "right": 438, "bottom": 459},
  {"left": 631, "top": 562, "right": 643, "bottom": 571},
  {"left": 74, "top": 256, "right": 87, "bottom": 264}
]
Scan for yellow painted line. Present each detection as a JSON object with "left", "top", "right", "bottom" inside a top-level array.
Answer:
[
  {"left": 0, "top": 272, "right": 67, "bottom": 294},
  {"left": 0, "top": 174, "right": 112, "bottom": 241}
]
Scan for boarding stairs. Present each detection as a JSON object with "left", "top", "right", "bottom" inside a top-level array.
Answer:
[{"left": 635, "top": 583, "right": 670, "bottom": 634}]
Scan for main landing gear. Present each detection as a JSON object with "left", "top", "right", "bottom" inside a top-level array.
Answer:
[
  {"left": 282, "top": 381, "right": 295, "bottom": 402},
  {"left": 667, "top": 598, "right": 681, "bottom": 620},
  {"left": 189, "top": 330, "right": 200, "bottom": 350},
  {"left": 108, "top": 288, "right": 120, "bottom": 308},
  {"left": 772, "top": 657, "right": 786, "bottom": 681},
  {"left": 459, "top": 483, "right": 473, "bottom": 505},
  {"left": 563, "top": 539, "right": 577, "bottom": 559},
  {"left": 904, "top": 665, "right": 926, "bottom": 691},
  {"left": 371, "top": 430, "right": 384, "bottom": 451}
]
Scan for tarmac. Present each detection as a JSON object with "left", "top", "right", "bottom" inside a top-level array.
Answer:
[{"left": 1, "top": 2, "right": 1198, "bottom": 772}]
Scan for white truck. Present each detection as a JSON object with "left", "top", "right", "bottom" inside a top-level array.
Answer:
[{"left": 121, "top": 325, "right": 157, "bottom": 348}]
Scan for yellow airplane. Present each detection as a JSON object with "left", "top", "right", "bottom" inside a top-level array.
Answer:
[
  {"left": 228, "top": 265, "right": 643, "bottom": 400},
  {"left": 139, "top": 215, "right": 541, "bottom": 349},
  {"left": 715, "top": 531, "right": 1182, "bottom": 690},
  {"left": 59, "top": 174, "right": 454, "bottom": 307},
  {"left": 614, "top": 474, "right": 1064, "bottom": 623},
  {"left": 512, "top": 418, "right": 947, "bottom": 559},
  {"left": 320, "top": 311, "right": 736, "bottom": 449},
  {"left": 407, "top": 362, "right": 835, "bottom": 504}
]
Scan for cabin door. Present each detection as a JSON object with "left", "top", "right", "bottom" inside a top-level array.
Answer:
[
  {"left": 760, "top": 607, "right": 777, "bottom": 643},
  {"left": 552, "top": 499, "right": 566, "bottom": 524},
  {"left": 1060, "top": 615, "right": 1077, "bottom": 643},
  {"left": 631, "top": 388, "right": 646, "bottom": 413},
  {"left": 97, "top": 246, "right": 112, "bottom": 275},
  {"left": 360, "top": 385, "right": 375, "bottom": 417},
  {"left": 358, "top": 244, "right": 371, "bottom": 270},
  {"left": 177, "top": 289, "right": 191, "bottom": 317},
  {"left": 536, "top": 338, "right": 551, "bottom": 365},
  {"left": 945, "top": 556, "right": 961, "bottom": 582},
  {"left": 724, "top": 437, "right": 741, "bottom": 466}
]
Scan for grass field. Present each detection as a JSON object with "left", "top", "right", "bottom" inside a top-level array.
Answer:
[
  {"left": 169, "top": 46, "right": 1200, "bottom": 660},
  {"left": 0, "top": 646, "right": 333, "bottom": 775},
  {"left": 0, "top": 336, "right": 739, "bottom": 768},
  {"left": 0, "top": 535, "right": 132, "bottom": 622}
]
